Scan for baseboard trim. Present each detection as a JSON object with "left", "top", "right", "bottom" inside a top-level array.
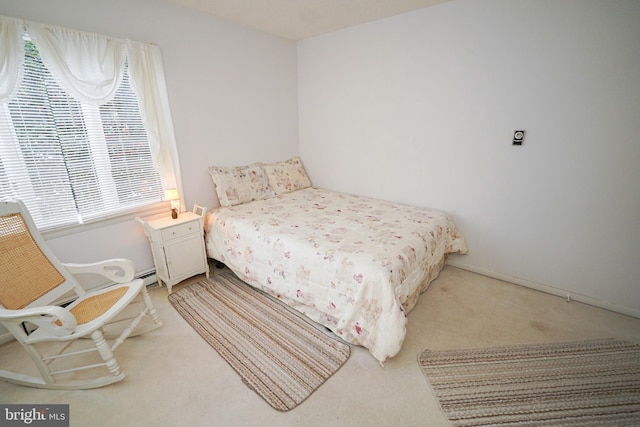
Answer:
[{"left": 447, "top": 261, "right": 640, "bottom": 320}]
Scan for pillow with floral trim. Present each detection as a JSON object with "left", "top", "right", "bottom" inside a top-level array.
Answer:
[
  {"left": 262, "top": 157, "right": 312, "bottom": 195},
  {"left": 208, "top": 163, "right": 275, "bottom": 207}
]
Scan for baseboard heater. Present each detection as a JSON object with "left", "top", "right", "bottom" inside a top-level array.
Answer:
[{"left": 138, "top": 269, "right": 158, "bottom": 287}]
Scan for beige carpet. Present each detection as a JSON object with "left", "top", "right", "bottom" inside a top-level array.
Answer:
[
  {"left": 168, "top": 271, "right": 350, "bottom": 411},
  {"left": 419, "top": 338, "right": 640, "bottom": 426}
]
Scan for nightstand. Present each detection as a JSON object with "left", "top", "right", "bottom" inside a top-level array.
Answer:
[{"left": 137, "top": 206, "right": 210, "bottom": 293}]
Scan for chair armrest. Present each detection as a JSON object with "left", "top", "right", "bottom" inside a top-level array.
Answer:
[
  {"left": 0, "top": 306, "right": 77, "bottom": 338},
  {"left": 63, "top": 258, "right": 136, "bottom": 284}
]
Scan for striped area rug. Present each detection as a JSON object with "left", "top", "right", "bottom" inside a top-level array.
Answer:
[
  {"left": 418, "top": 338, "right": 640, "bottom": 426},
  {"left": 168, "top": 271, "right": 350, "bottom": 411}
]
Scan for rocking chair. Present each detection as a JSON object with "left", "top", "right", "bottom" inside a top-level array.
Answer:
[{"left": 0, "top": 200, "right": 162, "bottom": 389}]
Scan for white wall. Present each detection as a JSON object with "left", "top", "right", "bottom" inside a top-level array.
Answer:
[
  {"left": 0, "top": 0, "right": 299, "bottom": 280},
  {"left": 2, "top": 0, "right": 638, "bottom": 317},
  {"left": 298, "top": 0, "right": 640, "bottom": 315}
]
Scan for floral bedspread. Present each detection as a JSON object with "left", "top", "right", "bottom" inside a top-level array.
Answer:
[{"left": 205, "top": 188, "right": 468, "bottom": 364}]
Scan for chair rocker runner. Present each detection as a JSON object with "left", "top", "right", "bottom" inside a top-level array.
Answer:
[{"left": 0, "top": 200, "right": 162, "bottom": 390}]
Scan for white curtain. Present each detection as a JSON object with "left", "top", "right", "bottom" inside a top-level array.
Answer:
[
  {"left": 0, "top": 16, "right": 24, "bottom": 102},
  {"left": 0, "top": 15, "right": 181, "bottom": 192},
  {"left": 126, "top": 40, "right": 180, "bottom": 191}
]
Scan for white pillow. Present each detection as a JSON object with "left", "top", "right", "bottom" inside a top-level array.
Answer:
[
  {"left": 208, "top": 163, "right": 275, "bottom": 207},
  {"left": 262, "top": 157, "right": 311, "bottom": 195}
]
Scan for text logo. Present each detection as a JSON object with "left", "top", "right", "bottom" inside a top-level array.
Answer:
[{"left": 1, "top": 405, "right": 69, "bottom": 426}]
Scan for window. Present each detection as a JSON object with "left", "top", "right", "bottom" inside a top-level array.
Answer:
[{"left": 0, "top": 38, "right": 164, "bottom": 230}]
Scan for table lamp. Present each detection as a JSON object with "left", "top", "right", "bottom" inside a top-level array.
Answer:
[{"left": 164, "top": 188, "right": 180, "bottom": 219}]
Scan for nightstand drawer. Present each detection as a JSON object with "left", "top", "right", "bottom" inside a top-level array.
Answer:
[{"left": 161, "top": 221, "right": 199, "bottom": 241}]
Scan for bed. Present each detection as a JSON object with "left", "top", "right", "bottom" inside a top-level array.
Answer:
[{"left": 204, "top": 157, "right": 468, "bottom": 364}]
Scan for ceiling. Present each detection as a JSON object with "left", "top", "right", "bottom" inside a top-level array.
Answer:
[{"left": 165, "top": 0, "right": 451, "bottom": 40}]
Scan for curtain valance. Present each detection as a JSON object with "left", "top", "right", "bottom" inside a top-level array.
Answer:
[
  {"left": 28, "top": 23, "right": 127, "bottom": 104},
  {"left": 0, "top": 16, "right": 129, "bottom": 105}
]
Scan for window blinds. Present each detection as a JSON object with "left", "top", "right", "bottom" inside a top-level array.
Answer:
[{"left": 0, "top": 39, "right": 162, "bottom": 229}]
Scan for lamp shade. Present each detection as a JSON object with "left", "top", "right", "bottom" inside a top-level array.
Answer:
[{"left": 164, "top": 188, "right": 179, "bottom": 201}]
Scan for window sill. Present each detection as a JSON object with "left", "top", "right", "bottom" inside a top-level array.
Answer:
[{"left": 41, "top": 202, "right": 171, "bottom": 240}]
